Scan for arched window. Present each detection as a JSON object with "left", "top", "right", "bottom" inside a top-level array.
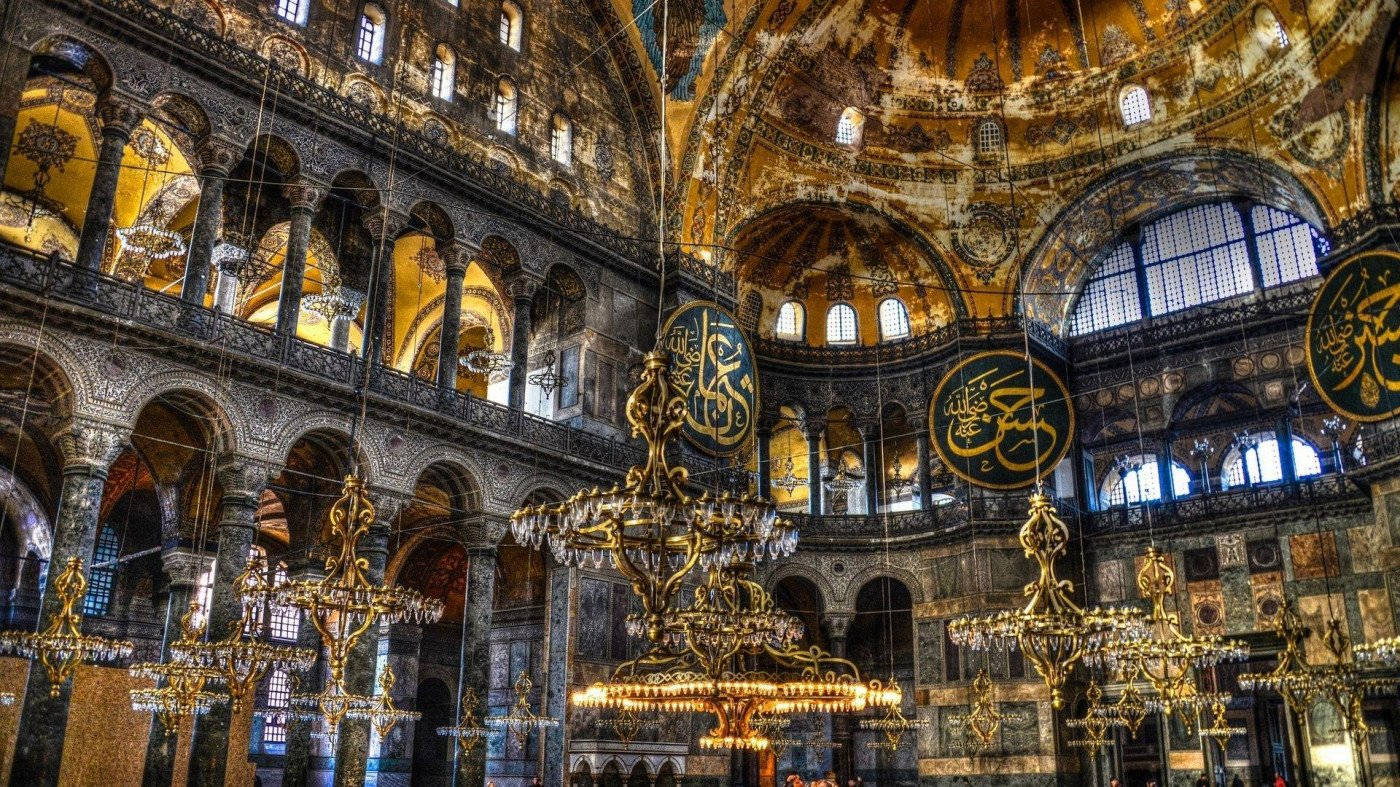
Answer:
[
  {"left": 1069, "top": 202, "right": 1326, "bottom": 336},
  {"left": 975, "top": 118, "right": 1003, "bottom": 155},
  {"left": 355, "top": 4, "right": 386, "bottom": 64},
  {"left": 1120, "top": 85, "right": 1151, "bottom": 126},
  {"left": 1100, "top": 455, "right": 1192, "bottom": 508},
  {"left": 1252, "top": 204, "right": 1321, "bottom": 286},
  {"left": 495, "top": 78, "right": 517, "bottom": 135},
  {"left": 877, "top": 297, "right": 910, "bottom": 341},
  {"left": 500, "top": 1, "right": 523, "bottom": 50},
  {"left": 84, "top": 526, "right": 120, "bottom": 615},
  {"left": 261, "top": 668, "right": 292, "bottom": 743},
  {"left": 551, "top": 113, "right": 573, "bottom": 166},
  {"left": 836, "top": 107, "right": 863, "bottom": 146},
  {"left": 430, "top": 44, "right": 456, "bottom": 101},
  {"left": 1221, "top": 436, "right": 1323, "bottom": 489},
  {"left": 826, "top": 303, "right": 858, "bottom": 345},
  {"left": 267, "top": 562, "right": 300, "bottom": 640},
  {"left": 775, "top": 300, "right": 804, "bottom": 340},
  {"left": 1255, "top": 7, "right": 1289, "bottom": 49},
  {"left": 275, "top": 0, "right": 310, "bottom": 25}
]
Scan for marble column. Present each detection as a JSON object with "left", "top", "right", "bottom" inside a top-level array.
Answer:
[
  {"left": 803, "top": 420, "right": 825, "bottom": 516},
  {"left": 915, "top": 428, "right": 933, "bottom": 510},
  {"left": 361, "top": 211, "right": 406, "bottom": 365},
  {"left": 144, "top": 549, "right": 213, "bottom": 786},
  {"left": 186, "top": 458, "right": 271, "bottom": 787},
  {"left": 824, "top": 613, "right": 854, "bottom": 780},
  {"left": 541, "top": 562, "right": 575, "bottom": 786},
  {"left": 278, "top": 562, "right": 327, "bottom": 787},
  {"left": 180, "top": 137, "right": 241, "bottom": 306},
  {"left": 332, "top": 491, "right": 405, "bottom": 786},
  {"left": 74, "top": 97, "right": 143, "bottom": 284},
  {"left": 504, "top": 273, "right": 541, "bottom": 411},
  {"left": 275, "top": 182, "right": 324, "bottom": 339},
  {"left": 457, "top": 543, "right": 498, "bottom": 786},
  {"left": 859, "top": 423, "right": 879, "bottom": 514},
  {"left": 9, "top": 418, "right": 128, "bottom": 787},
  {"left": 755, "top": 419, "right": 773, "bottom": 501},
  {"left": 369, "top": 623, "right": 423, "bottom": 784},
  {"left": 437, "top": 246, "right": 471, "bottom": 391}
]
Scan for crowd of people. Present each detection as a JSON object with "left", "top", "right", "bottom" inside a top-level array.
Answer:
[{"left": 784, "top": 772, "right": 862, "bottom": 787}]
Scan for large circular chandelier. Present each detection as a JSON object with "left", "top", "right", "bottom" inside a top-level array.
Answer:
[
  {"left": 0, "top": 557, "right": 134, "bottom": 697},
  {"left": 1086, "top": 547, "right": 1247, "bottom": 718},
  {"left": 947, "top": 494, "right": 1147, "bottom": 709}
]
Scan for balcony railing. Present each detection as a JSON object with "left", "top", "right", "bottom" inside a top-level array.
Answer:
[
  {"left": 0, "top": 248, "right": 643, "bottom": 471},
  {"left": 1082, "top": 473, "right": 1367, "bottom": 534},
  {"left": 755, "top": 317, "right": 1067, "bottom": 367}
]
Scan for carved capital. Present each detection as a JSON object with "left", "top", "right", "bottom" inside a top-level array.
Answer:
[
  {"left": 54, "top": 419, "right": 129, "bottom": 473},
  {"left": 283, "top": 181, "right": 326, "bottom": 212},
  {"left": 503, "top": 271, "right": 544, "bottom": 301},
  {"left": 196, "top": 135, "right": 243, "bottom": 176},
  {"left": 801, "top": 417, "right": 827, "bottom": 440},
  {"left": 215, "top": 456, "right": 274, "bottom": 499},
  {"left": 369, "top": 488, "right": 413, "bottom": 526},
  {"left": 823, "top": 612, "right": 855, "bottom": 641},
  {"left": 97, "top": 96, "right": 145, "bottom": 138},
  {"left": 161, "top": 548, "right": 214, "bottom": 589},
  {"left": 361, "top": 210, "right": 408, "bottom": 241},
  {"left": 441, "top": 244, "right": 472, "bottom": 278}
]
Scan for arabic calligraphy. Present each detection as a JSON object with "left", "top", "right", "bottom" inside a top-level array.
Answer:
[
  {"left": 661, "top": 302, "right": 757, "bottom": 456},
  {"left": 931, "top": 352, "right": 1074, "bottom": 490},
  {"left": 1306, "top": 250, "right": 1400, "bottom": 422}
]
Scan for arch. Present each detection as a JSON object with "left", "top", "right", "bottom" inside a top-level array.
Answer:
[
  {"left": 1118, "top": 84, "right": 1151, "bottom": 126},
  {"left": 503, "top": 474, "right": 574, "bottom": 511},
  {"left": 430, "top": 43, "right": 457, "bottom": 102},
  {"left": 267, "top": 415, "right": 379, "bottom": 484},
  {"left": 973, "top": 116, "right": 1004, "bottom": 154},
  {"left": 116, "top": 373, "right": 244, "bottom": 455},
  {"left": 495, "top": 77, "right": 518, "bottom": 135},
  {"left": 1019, "top": 148, "right": 1330, "bottom": 333},
  {"left": 774, "top": 300, "right": 804, "bottom": 340},
  {"left": 355, "top": 3, "right": 388, "bottom": 64},
  {"left": 245, "top": 134, "right": 301, "bottom": 180},
  {"left": 0, "top": 328, "right": 80, "bottom": 416},
  {"left": 876, "top": 297, "right": 910, "bottom": 341},
  {"left": 408, "top": 200, "right": 455, "bottom": 244},
  {"left": 1252, "top": 5, "right": 1289, "bottom": 50},
  {"left": 836, "top": 106, "right": 864, "bottom": 146},
  {"left": 411, "top": 677, "right": 453, "bottom": 785},
  {"left": 500, "top": 0, "right": 524, "bottom": 50},
  {"left": 840, "top": 563, "right": 926, "bottom": 607},
  {"left": 149, "top": 92, "right": 211, "bottom": 142},
  {"left": 627, "top": 760, "right": 650, "bottom": 787},
  {"left": 825, "top": 302, "right": 858, "bottom": 345},
  {"left": 261, "top": 35, "right": 311, "bottom": 76},
  {"left": 401, "top": 445, "right": 486, "bottom": 503},
  {"left": 29, "top": 35, "right": 114, "bottom": 95},
  {"left": 765, "top": 561, "right": 837, "bottom": 615}
]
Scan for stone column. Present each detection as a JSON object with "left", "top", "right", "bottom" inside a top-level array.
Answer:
[
  {"left": 181, "top": 137, "right": 241, "bottom": 306},
  {"left": 859, "top": 422, "right": 879, "bottom": 514},
  {"left": 755, "top": 418, "right": 773, "bottom": 501},
  {"left": 504, "top": 272, "right": 541, "bottom": 410},
  {"left": 9, "top": 418, "right": 128, "bottom": 787},
  {"left": 803, "top": 419, "right": 826, "bottom": 516},
  {"left": 332, "top": 491, "right": 405, "bottom": 786},
  {"left": 824, "top": 613, "right": 855, "bottom": 780},
  {"left": 74, "top": 97, "right": 143, "bottom": 284},
  {"left": 369, "top": 623, "right": 423, "bottom": 784},
  {"left": 457, "top": 543, "right": 498, "bottom": 786},
  {"left": 541, "top": 561, "right": 575, "bottom": 786},
  {"left": 144, "top": 549, "right": 212, "bottom": 786},
  {"left": 361, "top": 211, "right": 406, "bottom": 365},
  {"left": 437, "top": 245, "right": 471, "bottom": 391},
  {"left": 915, "top": 427, "right": 933, "bottom": 511},
  {"left": 275, "top": 182, "right": 324, "bottom": 338},
  {"left": 278, "top": 562, "right": 326, "bottom": 787},
  {"left": 186, "top": 458, "right": 271, "bottom": 787}
]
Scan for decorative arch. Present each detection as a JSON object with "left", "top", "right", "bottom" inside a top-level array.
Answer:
[
  {"left": 764, "top": 561, "right": 836, "bottom": 615},
  {"left": 408, "top": 200, "right": 454, "bottom": 243},
  {"left": 1019, "top": 148, "right": 1330, "bottom": 334},
  {"left": 116, "top": 373, "right": 244, "bottom": 456},
  {"left": 0, "top": 322, "right": 87, "bottom": 414},
  {"left": 27, "top": 35, "right": 114, "bottom": 94},
  {"left": 839, "top": 564, "right": 926, "bottom": 608},
  {"left": 400, "top": 445, "right": 486, "bottom": 504},
  {"left": 267, "top": 415, "right": 380, "bottom": 484}
]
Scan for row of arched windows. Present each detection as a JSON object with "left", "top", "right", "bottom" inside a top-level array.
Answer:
[
  {"left": 1099, "top": 436, "right": 1323, "bottom": 509},
  {"left": 1070, "top": 201, "right": 1326, "bottom": 336},
  {"left": 775, "top": 298, "right": 911, "bottom": 344},
  {"left": 281, "top": 0, "right": 524, "bottom": 54}
]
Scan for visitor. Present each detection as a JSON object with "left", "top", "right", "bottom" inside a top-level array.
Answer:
[
  {"left": 812, "top": 771, "right": 837, "bottom": 787},
  {"left": 1274, "top": 774, "right": 1287, "bottom": 787},
  {"left": 785, "top": 772, "right": 805, "bottom": 787},
  {"left": 1108, "top": 778, "right": 1121, "bottom": 787},
  {"left": 1195, "top": 773, "right": 1211, "bottom": 787}
]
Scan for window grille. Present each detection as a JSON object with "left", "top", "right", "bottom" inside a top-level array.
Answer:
[
  {"left": 877, "top": 298, "right": 910, "bottom": 341},
  {"left": 775, "top": 301, "right": 804, "bottom": 339},
  {"left": 826, "top": 303, "right": 858, "bottom": 345},
  {"left": 1252, "top": 204, "right": 1320, "bottom": 287},
  {"left": 83, "top": 526, "right": 119, "bottom": 616},
  {"left": 275, "top": 0, "right": 308, "bottom": 25},
  {"left": 1070, "top": 243, "right": 1141, "bottom": 335},
  {"left": 355, "top": 6, "right": 385, "bottom": 63},
  {"left": 1120, "top": 86, "right": 1151, "bottom": 126}
]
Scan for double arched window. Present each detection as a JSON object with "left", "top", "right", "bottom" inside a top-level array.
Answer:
[
  {"left": 1119, "top": 85, "right": 1151, "bottom": 127},
  {"left": 836, "top": 107, "right": 864, "bottom": 147},
  {"left": 775, "top": 300, "right": 804, "bottom": 340},
  {"left": 1221, "top": 436, "right": 1322, "bottom": 490},
  {"left": 495, "top": 78, "right": 518, "bottom": 135},
  {"left": 500, "top": 1, "right": 523, "bottom": 50},
  {"left": 1100, "top": 455, "right": 1191, "bottom": 508},
  {"left": 430, "top": 44, "right": 456, "bottom": 101},
  {"left": 877, "top": 297, "right": 910, "bottom": 341},
  {"left": 1070, "top": 201, "right": 1325, "bottom": 336},
  {"left": 826, "top": 303, "right": 858, "bottom": 345},
  {"left": 355, "top": 4, "right": 386, "bottom": 64}
]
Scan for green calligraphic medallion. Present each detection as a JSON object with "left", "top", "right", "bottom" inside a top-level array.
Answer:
[
  {"left": 930, "top": 351, "right": 1075, "bottom": 490},
  {"left": 661, "top": 301, "right": 758, "bottom": 457},
  {"left": 1306, "top": 250, "right": 1400, "bottom": 423}
]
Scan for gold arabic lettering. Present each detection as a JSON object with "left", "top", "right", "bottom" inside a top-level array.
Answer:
[
  {"left": 941, "top": 368, "right": 1060, "bottom": 475},
  {"left": 665, "top": 307, "right": 753, "bottom": 453}
]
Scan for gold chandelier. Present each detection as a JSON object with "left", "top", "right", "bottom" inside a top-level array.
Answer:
[
  {"left": 487, "top": 671, "right": 558, "bottom": 747},
  {"left": 860, "top": 700, "right": 929, "bottom": 751},
  {"left": 0, "top": 557, "right": 134, "bottom": 697},
  {"left": 1355, "top": 635, "right": 1400, "bottom": 668},
  {"left": 437, "top": 687, "right": 491, "bottom": 754},
  {"left": 172, "top": 555, "right": 315, "bottom": 712},
  {"left": 1086, "top": 547, "right": 1247, "bottom": 719},
  {"left": 241, "top": 475, "right": 443, "bottom": 694},
  {"left": 1065, "top": 680, "right": 1113, "bottom": 755},
  {"left": 1197, "top": 697, "right": 1246, "bottom": 753},
  {"left": 129, "top": 602, "right": 228, "bottom": 734},
  {"left": 944, "top": 668, "right": 1028, "bottom": 750},
  {"left": 948, "top": 494, "right": 1146, "bottom": 709},
  {"left": 1237, "top": 601, "right": 1317, "bottom": 715}
]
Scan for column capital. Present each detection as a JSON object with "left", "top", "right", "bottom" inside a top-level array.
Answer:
[
  {"left": 195, "top": 135, "right": 242, "bottom": 176},
  {"left": 823, "top": 611, "right": 855, "bottom": 640},
  {"left": 369, "top": 487, "right": 413, "bottom": 525},
  {"left": 214, "top": 455, "right": 276, "bottom": 499},
  {"left": 361, "top": 209, "right": 408, "bottom": 242},
  {"left": 442, "top": 245, "right": 472, "bottom": 277},
  {"left": 503, "top": 269, "right": 544, "bottom": 300},
  {"left": 801, "top": 417, "right": 827, "bottom": 439},
  {"left": 53, "top": 418, "right": 129, "bottom": 472},
  {"left": 96, "top": 95, "right": 144, "bottom": 137},
  {"left": 161, "top": 548, "right": 213, "bottom": 590},
  {"left": 283, "top": 181, "right": 326, "bottom": 213},
  {"left": 466, "top": 543, "right": 498, "bottom": 560}
]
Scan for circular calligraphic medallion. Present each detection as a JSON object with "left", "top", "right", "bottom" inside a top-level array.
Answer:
[
  {"left": 929, "top": 351, "right": 1075, "bottom": 490},
  {"left": 660, "top": 301, "right": 758, "bottom": 457},
  {"left": 1305, "top": 250, "right": 1400, "bottom": 422}
]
